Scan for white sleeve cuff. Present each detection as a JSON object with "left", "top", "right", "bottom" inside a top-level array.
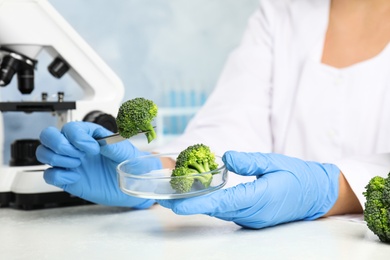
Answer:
[{"left": 333, "top": 153, "right": 390, "bottom": 208}]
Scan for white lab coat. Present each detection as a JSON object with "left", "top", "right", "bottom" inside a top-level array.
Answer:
[{"left": 156, "top": 0, "right": 390, "bottom": 208}]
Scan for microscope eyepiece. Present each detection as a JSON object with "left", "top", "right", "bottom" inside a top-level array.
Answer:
[{"left": 48, "top": 56, "right": 70, "bottom": 78}]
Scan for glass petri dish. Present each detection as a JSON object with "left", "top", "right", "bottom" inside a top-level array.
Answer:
[{"left": 117, "top": 153, "right": 228, "bottom": 199}]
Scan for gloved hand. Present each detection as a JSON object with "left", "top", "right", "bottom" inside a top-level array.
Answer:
[
  {"left": 158, "top": 151, "right": 340, "bottom": 229},
  {"left": 36, "top": 121, "right": 159, "bottom": 209}
]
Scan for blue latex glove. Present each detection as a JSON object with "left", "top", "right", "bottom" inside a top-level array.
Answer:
[
  {"left": 158, "top": 151, "right": 340, "bottom": 229},
  {"left": 36, "top": 121, "right": 159, "bottom": 209}
]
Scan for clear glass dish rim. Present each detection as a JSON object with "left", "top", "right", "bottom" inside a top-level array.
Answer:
[
  {"left": 117, "top": 153, "right": 226, "bottom": 180},
  {"left": 120, "top": 181, "right": 227, "bottom": 199}
]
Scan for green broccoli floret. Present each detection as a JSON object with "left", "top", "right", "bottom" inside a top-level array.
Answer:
[
  {"left": 170, "top": 167, "right": 196, "bottom": 194},
  {"left": 363, "top": 173, "right": 390, "bottom": 243},
  {"left": 116, "top": 97, "right": 158, "bottom": 143},
  {"left": 170, "top": 144, "right": 218, "bottom": 193}
]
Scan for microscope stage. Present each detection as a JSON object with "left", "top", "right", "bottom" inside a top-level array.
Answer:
[{"left": 0, "top": 101, "right": 76, "bottom": 113}]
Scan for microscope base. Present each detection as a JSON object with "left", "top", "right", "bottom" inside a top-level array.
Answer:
[
  {"left": 0, "top": 166, "right": 92, "bottom": 210},
  {"left": 0, "top": 191, "right": 13, "bottom": 207},
  {"left": 11, "top": 191, "right": 92, "bottom": 210}
]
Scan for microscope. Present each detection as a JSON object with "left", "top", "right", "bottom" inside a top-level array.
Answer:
[{"left": 0, "top": 0, "right": 125, "bottom": 209}]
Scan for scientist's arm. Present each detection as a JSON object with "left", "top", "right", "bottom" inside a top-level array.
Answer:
[
  {"left": 334, "top": 154, "right": 390, "bottom": 211},
  {"left": 36, "top": 121, "right": 158, "bottom": 209},
  {"left": 324, "top": 172, "right": 362, "bottom": 216}
]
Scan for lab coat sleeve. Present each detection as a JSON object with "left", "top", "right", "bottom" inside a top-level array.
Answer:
[
  {"left": 334, "top": 153, "right": 390, "bottom": 208},
  {"left": 156, "top": 1, "right": 278, "bottom": 156}
]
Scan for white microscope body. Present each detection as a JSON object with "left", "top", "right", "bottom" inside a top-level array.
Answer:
[{"left": 0, "top": 0, "right": 124, "bottom": 209}]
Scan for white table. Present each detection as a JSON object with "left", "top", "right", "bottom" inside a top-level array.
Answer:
[{"left": 1, "top": 204, "right": 389, "bottom": 260}]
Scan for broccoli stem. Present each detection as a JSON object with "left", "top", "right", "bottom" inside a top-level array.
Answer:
[
  {"left": 193, "top": 173, "right": 213, "bottom": 188},
  {"left": 189, "top": 162, "right": 206, "bottom": 173},
  {"left": 203, "top": 161, "right": 210, "bottom": 172},
  {"left": 187, "top": 162, "right": 213, "bottom": 187},
  {"left": 145, "top": 124, "right": 157, "bottom": 143}
]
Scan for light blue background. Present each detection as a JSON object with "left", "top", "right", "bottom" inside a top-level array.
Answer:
[{"left": 1, "top": 0, "right": 258, "bottom": 163}]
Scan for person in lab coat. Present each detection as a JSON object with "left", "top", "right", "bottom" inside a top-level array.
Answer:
[{"left": 36, "top": 0, "right": 390, "bottom": 229}]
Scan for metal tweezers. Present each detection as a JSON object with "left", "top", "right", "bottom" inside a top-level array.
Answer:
[
  {"left": 96, "top": 133, "right": 128, "bottom": 146},
  {"left": 96, "top": 127, "right": 155, "bottom": 146}
]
